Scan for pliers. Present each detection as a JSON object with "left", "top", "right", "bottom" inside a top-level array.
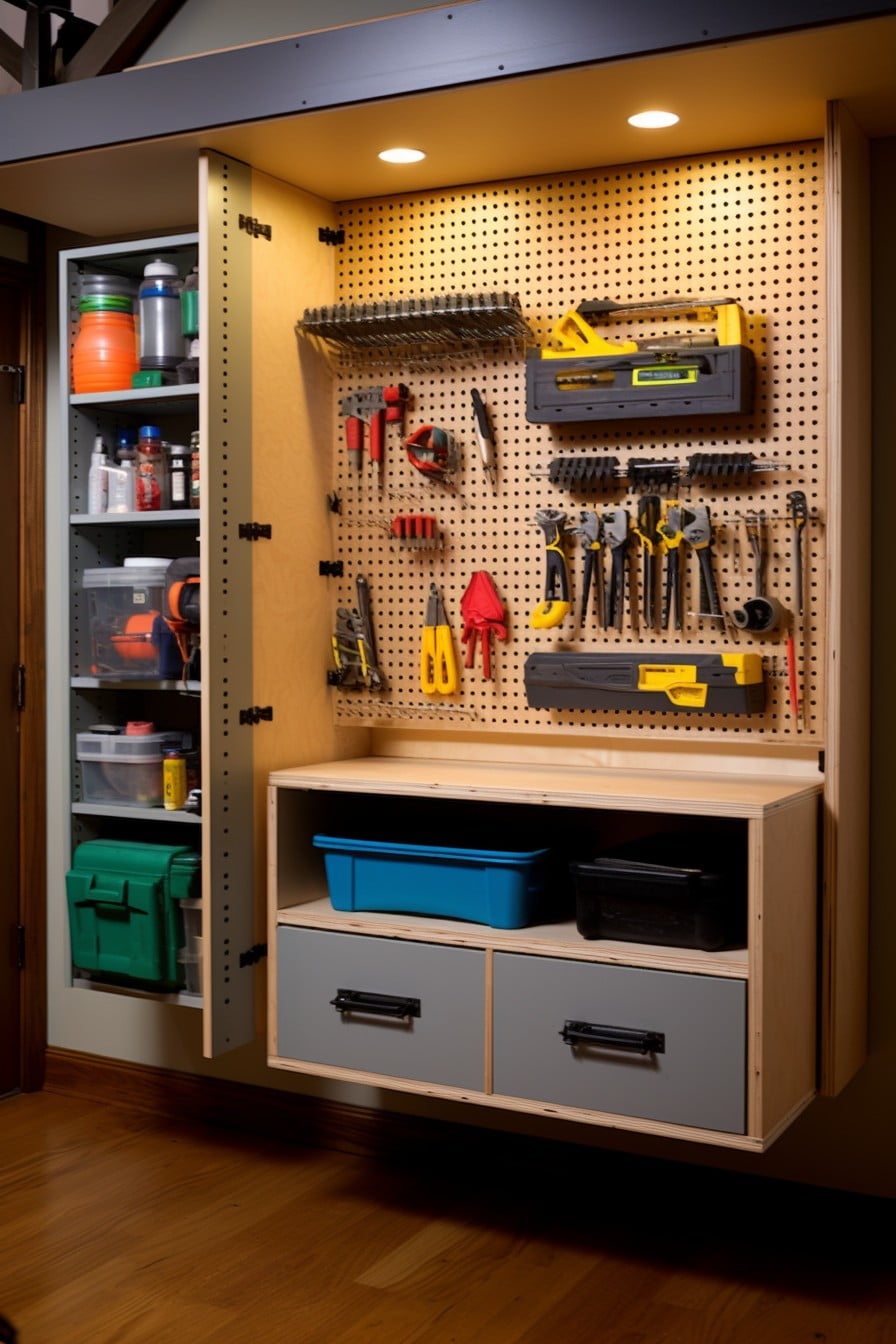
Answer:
[
  {"left": 632, "top": 494, "right": 663, "bottom": 629},
  {"left": 530, "top": 508, "right": 571, "bottom": 629},
  {"left": 681, "top": 504, "right": 722, "bottom": 619},
  {"left": 573, "top": 510, "right": 604, "bottom": 627},
  {"left": 658, "top": 500, "right": 685, "bottom": 630},
  {"left": 421, "top": 584, "right": 458, "bottom": 695},
  {"left": 602, "top": 507, "right": 630, "bottom": 631}
]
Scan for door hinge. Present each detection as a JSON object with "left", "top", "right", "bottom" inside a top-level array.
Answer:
[
  {"left": 238, "top": 214, "right": 271, "bottom": 240},
  {"left": 0, "top": 364, "right": 25, "bottom": 404},
  {"left": 318, "top": 227, "right": 345, "bottom": 246},
  {"left": 238, "top": 522, "right": 272, "bottom": 541},
  {"left": 319, "top": 560, "right": 344, "bottom": 577},
  {"left": 15, "top": 665, "right": 25, "bottom": 711},
  {"left": 239, "top": 942, "right": 268, "bottom": 969},
  {"left": 239, "top": 705, "right": 273, "bottom": 726},
  {"left": 16, "top": 925, "right": 25, "bottom": 970}
]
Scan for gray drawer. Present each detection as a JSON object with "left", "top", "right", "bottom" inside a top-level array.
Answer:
[
  {"left": 277, "top": 927, "right": 486, "bottom": 1090},
  {"left": 492, "top": 953, "right": 746, "bottom": 1133}
]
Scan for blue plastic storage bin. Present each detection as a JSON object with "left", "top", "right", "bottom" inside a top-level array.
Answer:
[{"left": 312, "top": 835, "right": 550, "bottom": 929}]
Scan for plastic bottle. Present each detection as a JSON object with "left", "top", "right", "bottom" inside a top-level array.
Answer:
[
  {"left": 138, "top": 259, "right": 183, "bottom": 371},
  {"left": 163, "top": 748, "right": 187, "bottom": 811},
  {"left": 87, "top": 435, "right": 108, "bottom": 514},
  {"left": 168, "top": 444, "right": 190, "bottom": 509},
  {"left": 181, "top": 265, "right": 199, "bottom": 339},
  {"left": 135, "top": 424, "right": 166, "bottom": 511},
  {"left": 189, "top": 428, "right": 200, "bottom": 509},
  {"left": 106, "top": 456, "right": 136, "bottom": 513}
]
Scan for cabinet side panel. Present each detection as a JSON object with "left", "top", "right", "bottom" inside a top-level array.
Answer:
[
  {"left": 750, "top": 800, "right": 817, "bottom": 1135},
  {"left": 201, "top": 151, "right": 257, "bottom": 1056},
  {"left": 821, "top": 102, "right": 871, "bottom": 1094}
]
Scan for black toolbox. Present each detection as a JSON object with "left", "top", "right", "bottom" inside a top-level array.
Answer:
[{"left": 570, "top": 834, "right": 747, "bottom": 951}]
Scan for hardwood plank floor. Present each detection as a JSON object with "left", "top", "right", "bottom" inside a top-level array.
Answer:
[{"left": 0, "top": 1089, "right": 893, "bottom": 1343}]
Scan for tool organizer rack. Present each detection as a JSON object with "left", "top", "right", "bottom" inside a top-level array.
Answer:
[
  {"left": 317, "top": 141, "right": 826, "bottom": 744},
  {"left": 259, "top": 109, "right": 867, "bottom": 1152}
]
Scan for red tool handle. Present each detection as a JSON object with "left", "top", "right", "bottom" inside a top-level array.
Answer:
[
  {"left": 345, "top": 416, "right": 364, "bottom": 464},
  {"left": 481, "top": 630, "right": 492, "bottom": 680},
  {"left": 369, "top": 408, "right": 385, "bottom": 464}
]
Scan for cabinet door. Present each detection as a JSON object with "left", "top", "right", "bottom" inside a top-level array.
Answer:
[
  {"left": 492, "top": 952, "right": 746, "bottom": 1133},
  {"left": 277, "top": 928, "right": 486, "bottom": 1090}
]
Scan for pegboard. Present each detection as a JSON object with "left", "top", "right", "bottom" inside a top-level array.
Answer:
[{"left": 321, "top": 143, "right": 826, "bottom": 745}]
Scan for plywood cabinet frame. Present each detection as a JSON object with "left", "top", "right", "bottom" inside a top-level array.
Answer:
[{"left": 267, "top": 758, "right": 820, "bottom": 1149}]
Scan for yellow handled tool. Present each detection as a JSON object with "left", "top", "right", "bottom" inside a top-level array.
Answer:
[{"left": 421, "top": 583, "right": 459, "bottom": 695}]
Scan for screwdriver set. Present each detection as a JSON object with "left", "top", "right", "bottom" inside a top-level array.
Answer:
[{"left": 306, "top": 143, "right": 824, "bottom": 742}]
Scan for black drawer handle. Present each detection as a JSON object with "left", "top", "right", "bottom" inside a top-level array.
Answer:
[
  {"left": 560, "top": 1020, "right": 665, "bottom": 1055},
  {"left": 331, "top": 988, "right": 421, "bottom": 1020}
]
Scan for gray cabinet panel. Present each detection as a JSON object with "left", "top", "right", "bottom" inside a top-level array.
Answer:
[
  {"left": 493, "top": 953, "right": 746, "bottom": 1133},
  {"left": 277, "top": 928, "right": 486, "bottom": 1090}
]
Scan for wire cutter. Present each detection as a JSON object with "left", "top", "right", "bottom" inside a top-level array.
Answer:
[
  {"left": 681, "top": 504, "right": 722, "bottom": 619},
  {"left": 602, "top": 506, "right": 630, "bottom": 631},
  {"left": 658, "top": 500, "right": 684, "bottom": 630},
  {"left": 632, "top": 494, "right": 663, "bottom": 629},
  {"left": 573, "top": 510, "right": 604, "bottom": 627},
  {"left": 421, "top": 583, "right": 459, "bottom": 695}
]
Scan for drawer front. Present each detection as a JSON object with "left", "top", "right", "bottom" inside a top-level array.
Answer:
[
  {"left": 492, "top": 953, "right": 746, "bottom": 1133},
  {"left": 277, "top": 927, "right": 486, "bottom": 1090}
]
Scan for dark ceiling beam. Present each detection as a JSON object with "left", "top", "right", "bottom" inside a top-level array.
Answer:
[
  {"left": 59, "top": 0, "right": 188, "bottom": 82},
  {"left": 1, "top": 0, "right": 895, "bottom": 165},
  {"left": 0, "top": 28, "right": 23, "bottom": 84}
]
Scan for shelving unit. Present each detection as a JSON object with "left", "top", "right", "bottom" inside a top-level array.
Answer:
[{"left": 57, "top": 225, "right": 259, "bottom": 1055}]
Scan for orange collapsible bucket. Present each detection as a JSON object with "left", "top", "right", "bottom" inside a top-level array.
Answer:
[{"left": 72, "top": 309, "right": 139, "bottom": 393}]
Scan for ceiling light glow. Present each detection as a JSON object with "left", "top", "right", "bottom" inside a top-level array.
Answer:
[
  {"left": 378, "top": 147, "right": 426, "bottom": 163},
  {"left": 628, "top": 110, "right": 679, "bottom": 129}
]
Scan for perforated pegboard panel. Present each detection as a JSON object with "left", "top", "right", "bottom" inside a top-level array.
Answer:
[{"left": 324, "top": 143, "right": 825, "bottom": 745}]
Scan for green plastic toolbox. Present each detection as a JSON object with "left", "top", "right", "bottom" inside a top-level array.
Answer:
[{"left": 66, "top": 839, "right": 201, "bottom": 990}]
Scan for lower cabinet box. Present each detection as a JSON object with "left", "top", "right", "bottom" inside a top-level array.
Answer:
[
  {"left": 492, "top": 952, "right": 746, "bottom": 1133},
  {"left": 276, "top": 927, "right": 486, "bottom": 1090}
]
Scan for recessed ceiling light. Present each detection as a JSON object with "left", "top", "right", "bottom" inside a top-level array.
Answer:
[
  {"left": 378, "top": 147, "right": 426, "bottom": 164},
  {"left": 627, "top": 110, "right": 680, "bottom": 129}
]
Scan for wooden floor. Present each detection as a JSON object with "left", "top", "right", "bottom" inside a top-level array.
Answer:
[{"left": 0, "top": 1090, "right": 893, "bottom": 1344}]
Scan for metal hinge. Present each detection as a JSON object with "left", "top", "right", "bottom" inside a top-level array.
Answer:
[
  {"left": 16, "top": 925, "right": 25, "bottom": 970},
  {"left": 0, "top": 364, "right": 24, "bottom": 404},
  {"left": 15, "top": 665, "right": 25, "bottom": 711},
  {"left": 239, "top": 214, "right": 272, "bottom": 240},
  {"left": 319, "top": 560, "right": 344, "bottom": 577},
  {"left": 239, "top": 705, "right": 273, "bottom": 726},
  {"left": 238, "top": 522, "right": 272, "bottom": 541},
  {"left": 318, "top": 227, "right": 345, "bottom": 246},
  {"left": 239, "top": 942, "right": 268, "bottom": 969}
]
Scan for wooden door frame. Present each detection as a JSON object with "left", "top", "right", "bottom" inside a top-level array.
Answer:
[{"left": 1, "top": 214, "right": 46, "bottom": 1091}]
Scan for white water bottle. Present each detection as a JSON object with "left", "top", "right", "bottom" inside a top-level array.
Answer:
[
  {"left": 106, "top": 457, "right": 136, "bottom": 513},
  {"left": 87, "top": 436, "right": 108, "bottom": 514}
]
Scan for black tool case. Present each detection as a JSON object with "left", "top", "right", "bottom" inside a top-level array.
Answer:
[
  {"left": 525, "top": 344, "right": 755, "bottom": 423},
  {"left": 570, "top": 835, "right": 747, "bottom": 950},
  {"left": 524, "top": 652, "right": 766, "bottom": 715}
]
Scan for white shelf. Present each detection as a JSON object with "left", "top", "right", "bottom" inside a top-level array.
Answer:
[
  {"left": 69, "top": 384, "right": 201, "bottom": 412},
  {"left": 71, "top": 510, "right": 199, "bottom": 526},
  {"left": 72, "top": 802, "right": 201, "bottom": 823}
]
